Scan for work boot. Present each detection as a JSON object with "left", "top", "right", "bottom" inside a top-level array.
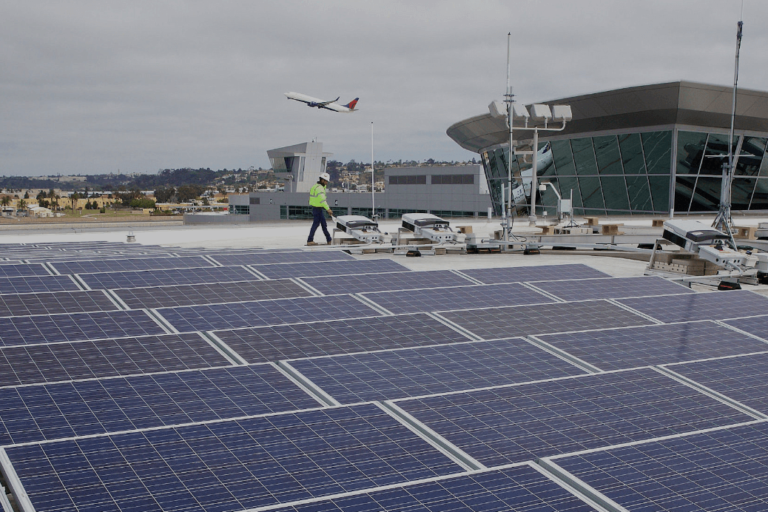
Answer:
[
  {"left": 306, "top": 241, "right": 318, "bottom": 246},
  {"left": 326, "top": 239, "right": 333, "bottom": 245}
]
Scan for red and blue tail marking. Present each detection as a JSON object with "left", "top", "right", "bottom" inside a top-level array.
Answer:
[{"left": 344, "top": 98, "right": 359, "bottom": 110}]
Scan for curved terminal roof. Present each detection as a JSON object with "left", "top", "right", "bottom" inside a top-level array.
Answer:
[{"left": 447, "top": 81, "right": 768, "bottom": 153}]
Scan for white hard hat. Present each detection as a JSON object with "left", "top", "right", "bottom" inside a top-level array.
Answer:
[{"left": 320, "top": 173, "right": 330, "bottom": 181}]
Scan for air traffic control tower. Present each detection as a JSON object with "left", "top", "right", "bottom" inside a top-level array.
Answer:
[{"left": 268, "top": 142, "right": 332, "bottom": 193}]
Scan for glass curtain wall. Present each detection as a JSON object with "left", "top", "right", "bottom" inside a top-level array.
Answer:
[
  {"left": 675, "top": 131, "right": 768, "bottom": 213},
  {"left": 480, "top": 131, "right": 673, "bottom": 216}
]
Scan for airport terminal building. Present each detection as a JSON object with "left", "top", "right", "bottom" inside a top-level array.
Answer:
[
  {"left": 447, "top": 81, "right": 768, "bottom": 217},
  {"left": 227, "top": 142, "right": 492, "bottom": 221}
]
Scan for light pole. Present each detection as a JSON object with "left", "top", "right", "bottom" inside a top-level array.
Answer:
[{"left": 371, "top": 121, "right": 375, "bottom": 219}]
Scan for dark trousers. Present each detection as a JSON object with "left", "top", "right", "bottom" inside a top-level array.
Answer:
[{"left": 308, "top": 207, "right": 331, "bottom": 242}]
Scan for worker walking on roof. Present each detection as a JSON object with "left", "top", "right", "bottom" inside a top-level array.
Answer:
[{"left": 307, "top": 172, "right": 334, "bottom": 246}]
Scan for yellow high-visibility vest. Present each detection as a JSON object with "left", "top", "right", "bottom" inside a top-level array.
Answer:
[{"left": 309, "top": 183, "right": 329, "bottom": 209}]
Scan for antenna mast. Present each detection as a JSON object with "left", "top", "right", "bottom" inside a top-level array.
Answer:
[{"left": 712, "top": 16, "right": 743, "bottom": 249}]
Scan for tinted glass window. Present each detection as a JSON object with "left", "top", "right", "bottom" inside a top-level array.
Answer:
[
  {"left": 731, "top": 178, "right": 755, "bottom": 210},
  {"left": 701, "top": 133, "right": 732, "bottom": 176},
  {"left": 674, "top": 177, "right": 696, "bottom": 213},
  {"left": 648, "top": 176, "right": 669, "bottom": 212},
  {"left": 642, "top": 131, "right": 672, "bottom": 174},
  {"left": 750, "top": 179, "right": 768, "bottom": 209},
  {"left": 600, "top": 176, "right": 630, "bottom": 210},
  {"left": 594, "top": 136, "right": 623, "bottom": 175},
  {"left": 736, "top": 137, "right": 766, "bottom": 176},
  {"left": 676, "top": 131, "right": 707, "bottom": 175},
  {"left": 551, "top": 140, "right": 576, "bottom": 176},
  {"left": 626, "top": 175, "right": 653, "bottom": 212},
  {"left": 571, "top": 138, "right": 598, "bottom": 175},
  {"left": 619, "top": 133, "right": 646, "bottom": 175},
  {"left": 578, "top": 176, "right": 604, "bottom": 209},
  {"left": 690, "top": 177, "right": 721, "bottom": 211}
]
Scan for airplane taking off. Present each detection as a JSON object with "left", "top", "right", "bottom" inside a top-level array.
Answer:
[{"left": 284, "top": 92, "right": 359, "bottom": 113}]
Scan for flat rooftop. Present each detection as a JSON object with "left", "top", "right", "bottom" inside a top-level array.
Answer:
[{"left": 0, "top": 219, "right": 767, "bottom": 511}]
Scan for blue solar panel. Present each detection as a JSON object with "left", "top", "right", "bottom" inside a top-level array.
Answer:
[
  {"left": 5, "top": 403, "right": 461, "bottom": 512},
  {"left": 79, "top": 266, "right": 260, "bottom": 290},
  {"left": 273, "top": 464, "right": 596, "bottom": 512},
  {"left": 618, "top": 290, "right": 768, "bottom": 323},
  {"left": 300, "top": 270, "right": 474, "bottom": 295},
  {"left": 211, "top": 251, "right": 354, "bottom": 266},
  {"left": 214, "top": 313, "right": 471, "bottom": 363},
  {"left": 50, "top": 256, "right": 214, "bottom": 275},
  {"left": 461, "top": 263, "right": 609, "bottom": 284},
  {"left": 724, "top": 315, "right": 768, "bottom": 341},
  {"left": 256, "top": 259, "right": 408, "bottom": 279},
  {"left": 550, "top": 422, "right": 768, "bottom": 512},
  {"left": 113, "top": 279, "right": 312, "bottom": 309},
  {"left": 536, "top": 321, "right": 768, "bottom": 371},
  {"left": 289, "top": 338, "right": 586, "bottom": 404},
  {"left": 362, "top": 283, "right": 554, "bottom": 315},
  {"left": 0, "top": 310, "right": 167, "bottom": 347},
  {"left": 441, "top": 300, "right": 655, "bottom": 340},
  {"left": 0, "top": 263, "right": 50, "bottom": 278},
  {"left": 0, "top": 364, "right": 322, "bottom": 444},
  {"left": 158, "top": 295, "right": 381, "bottom": 332},
  {"left": 0, "top": 333, "right": 232, "bottom": 387},
  {"left": 0, "top": 275, "right": 79, "bottom": 295},
  {"left": 0, "top": 290, "right": 118, "bottom": 317},
  {"left": 396, "top": 368, "right": 752, "bottom": 467},
  {"left": 669, "top": 352, "right": 768, "bottom": 415},
  {"left": 531, "top": 276, "right": 694, "bottom": 301}
]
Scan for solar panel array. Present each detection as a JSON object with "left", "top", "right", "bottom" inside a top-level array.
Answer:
[{"left": 1, "top": 241, "right": 768, "bottom": 512}]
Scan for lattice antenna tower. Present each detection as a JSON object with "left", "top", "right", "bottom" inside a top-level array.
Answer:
[{"left": 712, "top": 11, "right": 744, "bottom": 249}]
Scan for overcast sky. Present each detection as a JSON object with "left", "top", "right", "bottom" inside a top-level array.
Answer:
[{"left": 1, "top": 0, "right": 767, "bottom": 176}]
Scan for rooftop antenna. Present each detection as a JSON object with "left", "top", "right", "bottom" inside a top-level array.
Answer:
[
  {"left": 503, "top": 32, "right": 517, "bottom": 244},
  {"left": 712, "top": 6, "right": 743, "bottom": 250}
]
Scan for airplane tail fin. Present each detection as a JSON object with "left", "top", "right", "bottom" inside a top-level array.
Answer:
[{"left": 344, "top": 98, "right": 359, "bottom": 110}]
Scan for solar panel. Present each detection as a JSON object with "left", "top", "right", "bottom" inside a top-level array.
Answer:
[
  {"left": 362, "top": 283, "right": 554, "bottom": 315},
  {"left": 213, "top": 313, "right": 472, "bottom": 364},
  {"left": 724, "top": 315, "right": 768, "bottom": 341},
  {"left": 396, "top": 368, "right": 752, "bottom": 467},
  {"left": 548, "top": 422, "right": 768, "bottom": 512},
  {"left": 0, "top": 333, "right": 232, "bottom": 387},
  {"left": 288, "top": 338, "right": 587, "bottom": 404},
  {"left": 210, "top": 251, "right": 354, "bottom": 266},
  {"left": 0, "top": 310, "right": 167, "bottom": 347},
  {"left": 0, "top": 290, "right": 119, "bottom": 317},
  {"left": 113, "top": 279, "right": 313, "bottom": 309},
  {"left": 531, "top": 276, "right": 694, "bottom": 301},
  {"left": 4, "top": 403, "right": 461, "bottom": 512},
  {"left": 536, "top": 321, "right": 768, "bottom": 371},
  {"left": 49, "top": 256, "right": 214, "bottom": 275},
  {"left": 158, "top": 295, "right": 381, "bottom": 332},
  {"left": 618, "top": 290, "right": 768, "bottom": 323},
  {"left": 256, "top": 259, "right": 409, "bottom": 279},
  {"left": 440, "top": 300, "right": 655, "bottom": 340},
  {"left": 0, "top": 275, "right": 79, "bottom": 295},
  {"left": 79, "top": 266, "right": 260, "bottom": 290},
  {"left": 0, "top": 364, "right": 322, "bottom": 445},
  {"left": 0, "top": 263, "right": 50, "bottom": 278},
  {"left": 668, "top": 352, "right": 768, "bottom": 415},
  {"left": 460, "top": 263, "right": 609, "bottom": 284},
  {"left": 300, "top": 270, "right": 474, "bottom": 295},
  {"left": 272, "top": 464, "right": 597, "bottom": 512}
]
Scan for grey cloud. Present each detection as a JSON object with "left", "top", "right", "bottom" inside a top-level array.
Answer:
[{"left": 1, "top": 0, "right": 766, "bottom": 175}]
